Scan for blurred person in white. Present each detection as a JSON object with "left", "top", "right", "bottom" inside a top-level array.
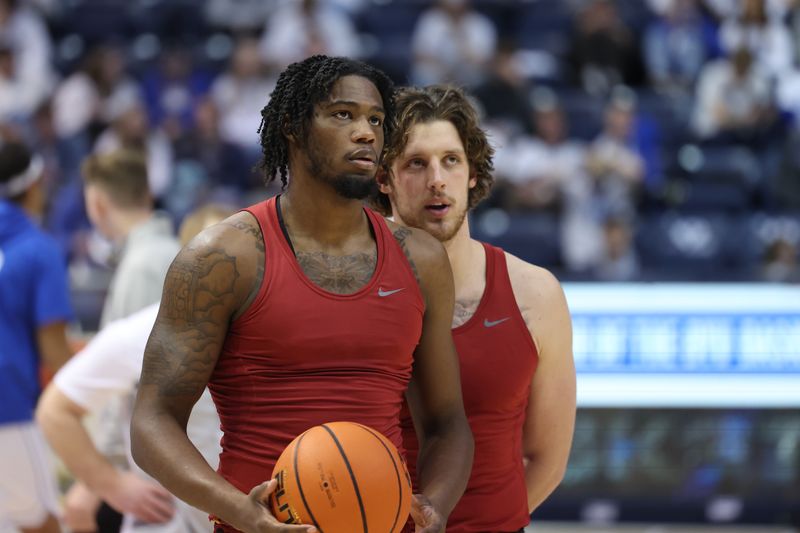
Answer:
[
  {"left": 503, "top": 87, "right": 588, "bottom": 213},
  {"left": 558, "top": 88, "right": 644, "bottom": 273},
  {"left": 585, "top": 88, "right": 645, "bottom": 217},
  {"left": 60, "top": 150, "right": 181, "bottom": 532},
  {"left": 210, "top": 36, "right": 276, "bottom": 158},
  {"left": 0, "top": 0, "right": 53, "bottom": 114},
  {"left": 692, "top": 47, "right": 775, "bottom": 140},
  {"left": 0, "top": 38, "right": 54, "bottom": 124},
  {"left": 259, "top": 0, "right": 360, "bottom": 69},
  {"left": 761, "top": 237, "right": 800, "bottom": 282},
  {"left": 52, "top": 45, "right": 141, "bottom": 142},
  {"left": 643, "top": 0, "right": 713, "bottom": 94},
  {"left": 592, "top": 215, "right": 641, "bottom": 281},
  {"left": 719, "top": 0, "right": 795, "bottom": 78},
  {"left": 410, "top": 0, "right": 497, "bottom": 86},
  {"left": 36, "top": 205, "right": 234, "bottom": 533},
  {"left": 0, "top": 141, "right": 73, "bottom": 533},
  {"left": 93, "top": 100, "right": 174, "bottom": 201}
]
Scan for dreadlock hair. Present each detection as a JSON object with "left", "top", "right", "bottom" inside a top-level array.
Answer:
[
  {"left": 371, "top": 85, "right": 495, "bottom": 216},
  {"left": 258, "top": 55, "right": 395, "bottom": 188}
]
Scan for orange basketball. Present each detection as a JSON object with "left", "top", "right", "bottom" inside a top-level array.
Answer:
[{"left": 269, "top": 421, "right": 412, "bottom": 533}]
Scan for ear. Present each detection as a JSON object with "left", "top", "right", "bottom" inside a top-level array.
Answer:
[
  {"left": 376, "top": 167, "right": 393, "bottom": 195},
  {"left": 468, "top": 171, "right": 478, "bottom": 190},
  {"left": 281, "top": 117, "right": 296, "bottom": 144}
]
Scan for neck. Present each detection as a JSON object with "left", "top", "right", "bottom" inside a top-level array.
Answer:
[
  {"left": 110, "top": 209, "right": 152, "bottom": 242},
  {"left": 441, "top": 217, "right": 482, "bottom": 288},
  {"left": 281, "top": 177, "right": 368, "bottom": 246}
]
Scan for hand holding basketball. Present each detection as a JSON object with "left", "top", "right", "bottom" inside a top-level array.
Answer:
[
  {"left": 237, "top": 479, "right": 318, "bottom": 533},
  {"left": 410, "top": 493, "right": 444, "bottom": 533}
]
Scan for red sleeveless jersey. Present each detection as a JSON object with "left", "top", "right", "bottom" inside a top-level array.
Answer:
[
  {"left": 401, "top": 243, "right": 538, "bottom": 533},
  {"left": 208, "top": 197, "right": 424, "bottom": 532}
]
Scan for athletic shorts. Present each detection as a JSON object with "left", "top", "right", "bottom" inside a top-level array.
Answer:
[{"left": 0, "top": 421, "right": 60, "bottom": 529}]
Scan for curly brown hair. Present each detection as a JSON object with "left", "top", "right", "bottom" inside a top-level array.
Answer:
[{"left": 371, "top": 85, "right": 494, "bottom": 216}]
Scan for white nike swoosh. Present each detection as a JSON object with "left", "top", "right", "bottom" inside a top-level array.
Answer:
[
  {"left": 378, "top": 287, "right": 405, "bottom": 297},
  {"left": 483, "top": 317, "right": 510, "bottom": 328}
]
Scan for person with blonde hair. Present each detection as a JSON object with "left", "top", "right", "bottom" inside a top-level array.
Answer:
[{"left": 37, "top": 204, "right": 237, "bottom": 533}]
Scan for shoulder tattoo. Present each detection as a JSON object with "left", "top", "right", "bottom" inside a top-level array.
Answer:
[{"left": 392, "top": 227, "right": 421, "bottom": 286}]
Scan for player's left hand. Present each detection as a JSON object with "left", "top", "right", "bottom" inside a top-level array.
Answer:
[{"left": 410, "top": 493, "right": 444, "bottom": 533}]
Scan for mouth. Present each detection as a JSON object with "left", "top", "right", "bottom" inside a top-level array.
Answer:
[
  {"left": 425, "top": 201, "right": 451, "bottom": 218},
  {"left": 347, "top": 149, "right": 377, "bottom": 169}
]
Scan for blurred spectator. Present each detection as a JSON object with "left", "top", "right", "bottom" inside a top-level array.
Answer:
[
  {"left": 761, "top": 237, "right": 800, "bottom": 282},
  {"left": 140, "top": 44, "right": 214, "bottom": 139},
  {"left": 643, "top": 0, "right": 715, "bottom": 93},
  {"left": 502, "top": 88, "right": 587, "bottom": 212},
  {"left": 566, "top": 0, "right": 644, "bottom": 95},
  {"left": 52, "top": 44, "right": 141, "bottom": 141},
  {"left": 692, "top": 47, "right": 776, "bottom": 141},
  {"left": 0, "top": 38, "right": 55, "bottom": 124},
  {"left": 410, "top": 0, "right": 497, "bottom": 86},
  {"left": 259, "top": 0, "right": 360, "bottom": 69},
  {"left": 81, "top": 149, "right": 179, "bottom": 327},
  {"left": 211, "top": 36, "right": 276, "bottom": 156},
  {"left": 168, "top": 97, "right": 252, "bottom": 219},
  {"left": 93, "top": 101, "right": 174, "bottom": 200},
  {"left": 0, "top": 0, "right": 53, "bottom": 79},
  {"left": 472, "top": 38, "right": 535, "bottom": 136},
  {"left": 0, "top": 141, "right": 73, "bottom": 533},
  {"left": 204, "top": 0, "right": 276, "bottom": 34},
  {"left": 586, "top": 90, "right": 645, "bottom": 218},
  {"left": 593, "top": 215, "right": 641, "bottom": 281},
  {"left": 719, "top": 0, "right": 795, "bottom": 78},
  {"left": 36, "top": 204, "right": 234, "bottom": 533}
]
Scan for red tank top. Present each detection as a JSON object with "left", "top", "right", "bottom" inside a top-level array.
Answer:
[
  {"left": 400, "top": 243, "right": 538, "bottom": 533},
  {"left": 209, "top": 197, "right": 424, "bottom": 531}
]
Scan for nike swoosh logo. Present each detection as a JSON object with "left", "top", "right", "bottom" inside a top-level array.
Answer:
[
  {"left": 378, "top": 287, "right": 405, "bottom": 297},
  {"left": 484, "top": 317, "right": 510, "bottom": 328}
]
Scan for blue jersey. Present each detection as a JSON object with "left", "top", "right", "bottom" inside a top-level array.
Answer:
[{"left": 0, "top": 200, "right": 72, "bottom": 425}]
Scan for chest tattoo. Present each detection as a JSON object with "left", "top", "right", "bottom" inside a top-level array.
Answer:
[{"left": 296, "top": 250, "right": 377, "bottom": 294}]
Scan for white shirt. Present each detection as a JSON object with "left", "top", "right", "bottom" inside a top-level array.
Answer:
[{"left": 54, "top": 304, "right": 222, "bottom": 533}]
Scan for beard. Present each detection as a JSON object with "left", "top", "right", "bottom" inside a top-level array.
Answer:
[
  {"left": 306, "top": 141, "right": 377, "bottom": 200},
  {"left": 396, "top": 199, "right": 467, "bottom": 243}
]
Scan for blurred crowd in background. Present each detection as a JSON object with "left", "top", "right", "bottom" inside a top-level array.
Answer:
[{"left": 2, "top": 0, "right": 800, "bottom": 330}]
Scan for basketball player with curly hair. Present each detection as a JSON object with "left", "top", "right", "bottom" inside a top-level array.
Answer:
[
  {"left": 131, "top": 56, "right": 474, "bottom": 533},
  {"left": 372, "top": 85, "right": 576, "bottom": 533}
]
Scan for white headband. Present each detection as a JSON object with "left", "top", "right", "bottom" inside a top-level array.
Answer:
[{"left": 0, "top": 156, "right": 43, "bottom": 198}]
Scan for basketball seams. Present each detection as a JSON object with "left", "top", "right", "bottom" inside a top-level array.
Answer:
[
  {"left": 293, "top": 430, "right": 324, "bottom": 532},
  {"left": 352, "top": 423, "right": 406, "bottom": 533},
  {"left": 321, "top": 424, "right": 369, "bottom": 533}
]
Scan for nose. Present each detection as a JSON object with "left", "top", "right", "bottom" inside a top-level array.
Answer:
[
  {"left": 427, "top": 161, "right": 446, "bottom": 192},
  {"left": 352, "top": 116, "right": 376, "bottom": 144}
]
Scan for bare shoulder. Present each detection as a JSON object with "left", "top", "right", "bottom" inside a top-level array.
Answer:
[
  {"left": 504, "top": 252, "right": 566, "bottom": 310},
  {"left": 504, "top": 252, "right": 570, "bottom": 354},
  {"left": 384, "top": 219, "right": 450, "bottom": 286},
  {"left": 168, "top": 210, "right": 265, "bottom": 320}
]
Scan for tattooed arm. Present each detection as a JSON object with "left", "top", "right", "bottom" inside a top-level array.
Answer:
[
  {"left": 390, "top": 224, "right": 473, "bottom": 533},
  {"left": 130, "top": 212, "right": 314, "bottom": 533}
]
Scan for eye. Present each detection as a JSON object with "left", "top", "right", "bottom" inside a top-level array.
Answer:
[
  {"left": 369, "top": 116, "right": 383, "bottom": 126},
  {"left": 333, "top": 110, "right": 352, "bottom": 120},
  {"left": 445, "top": 155, "right": 461, "bottom": 166},
  {"left": 407, "top": 158, "right": 425, "bottom": 169}
]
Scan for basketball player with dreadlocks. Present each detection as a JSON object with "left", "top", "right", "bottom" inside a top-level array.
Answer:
[
  {"left": 130, "top": 56, "right": 473, "bottom": 533},
  {"left": 373, "top": 86, "right": 575, "bottom": 533}
]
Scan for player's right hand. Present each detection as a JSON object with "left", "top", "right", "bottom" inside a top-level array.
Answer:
[
  {"left": 235, "top": 479, "right": 318, "bottom": 533},
  {"left": 103, "top": 470, "right": 175, "bottom": 524}
]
